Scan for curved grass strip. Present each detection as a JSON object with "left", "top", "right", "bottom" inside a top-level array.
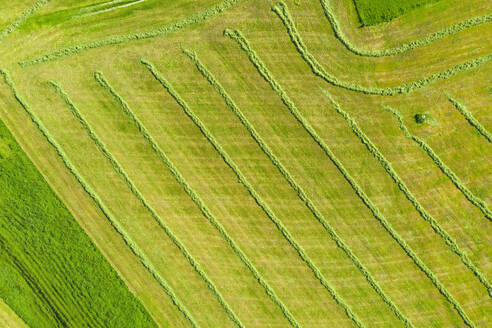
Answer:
[
  {"left": 0, "top": 0, "right": 52, "bottom": 43},
  {"left": 322, "top": 90, "right": 492, "bottom": 302},
  {"left": 319, "top": 0, "right": 492, "bottom": 57},
  {"left": 0, "top": 69, "right": 198, "bottom": 328},
  {"left": 221, "top": 35, "right": 476, "bottom": 327},
  {"left": 183, "top": 48, "right": 415, "bottom": 328},
  {"left": 18, "top": 0, "right": 243, "bottom": 67},
  {"left": 270, "top": 2, "right": 492, "bottom": 96},
  {"left": 448, "top": 96, "right": 492, "bottom": 143},
  {"left": 49, "top": 80, "right": 244, "bottom": 328},
  {"left": 142, "top": 58, "right": 366, "bottom": 328},
  {"left": 93, "top": 72, "right": 301, "bottom": 328},
  {"left": 384, "top": 105, "right": 492, "bottom": 222}
]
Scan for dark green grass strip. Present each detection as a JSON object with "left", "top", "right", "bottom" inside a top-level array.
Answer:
[
  {"left": 384, "top": 105, "right": 492, "bottom": 222},
  {"left": 142, "top": 58, "right": 366, "bottom": 328},
  {"left": 0, "top": 0, "right": 52, "bottom": 43},
  {"left": 319, "top": 0, "right": 492, "bottom": 57},
  {"left": 0, "top": 69, "right": 196, "bottom": 328},
  {"left": 447, "top": 96, "right": 492, "bottom": 143},
  {"left": 223, "top": 31, "right": 476, "bottom": 327},
  {"left": 183, "top": 48, "right": 415, "bottom": 328},
  {"left": 93, "top": 72, "right": 250, "bottom": 328},
  {"left": 94, "top": 73, "right": 303, "bottom": 328},
  {"left": 322, "top": 90, "right": 492, "bottom": 302},
  {"left": 271, "top": 1, "right": 492, "bottom": 96},
  {"left": 18, "top": 0, "right": 243, "bottom": 67}
]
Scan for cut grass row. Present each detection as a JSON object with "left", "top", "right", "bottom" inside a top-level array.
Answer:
[
  {"left": 0, "top": 69, "right": 191, "bottom": 328},
  {"left": 222, "top": 29, "right": 476, "bottom": 327},
  {"left": 319, "top": 0, "right": 492, "bottom": 57},
  {"left": 0, "top": 69, "right": 158, "bottom": 328},
  {"left": 50, "top": 79, "right": 246, "bottom": 328},
  {"left": 141, "top": 58, "right": 366, "bottom": 328},
  {"left": 18, "top": 0, "right": 244, "bottom": 67},
  {"left": 384, "top": 105, "right": 492, "bottom": 222},
  {"left": 321, "top": 89, "right": 492, "bottom": 300},
  {"left": 447, "top": 95, "right": 492, "bottom": 143},
  {"left": 271, "top": 1, "right": 492, "bottom": 96},
  {"left": 93, "top": 71, "right": 301, "bottom": 328},
  {"left": 183, "top": 48, "right": 414, "bottom": 328},
  {"left": 0, "top": 0, "right": 52, "bottom": 43}
]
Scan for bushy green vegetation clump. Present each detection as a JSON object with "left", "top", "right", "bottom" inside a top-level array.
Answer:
[
  {"left": 0, "top": 109, "right": 156, "bottom": 327},
  {"left": 353, "top": 0, "right": 441, "bottom": 26}
]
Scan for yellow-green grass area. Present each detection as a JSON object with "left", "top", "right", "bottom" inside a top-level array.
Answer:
[
  {"left": 0, "top": 0, "right": 35, "bottom": 28},
  {"left": 0, "top": 298, "right": 29, "bottom": 328},
  {"left": 0, "top": 0, "right": 491, "bottom": 327}
]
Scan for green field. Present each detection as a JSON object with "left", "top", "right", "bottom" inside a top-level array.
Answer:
[
  {"left": 352, "top": 0, "right": 442, "bottom": 26},
  {"left": 0, "top": 0, "right": 491, "bottom": 327}
]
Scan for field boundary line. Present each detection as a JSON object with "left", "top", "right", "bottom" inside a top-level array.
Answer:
[
  {"left": 50, "top": 79, "right": 243, "bottom": 328},
  {"left": 271, "top": 1, "right": 492, "bottom": 96},
  {"left": 322, "top": 89, "right": 492, "bottom": 301},
  {"left": 0, "top": 0, "right": 52, "bottom": 43},
  {"left": 142, "top": 58, "right": 367, "bottom": 328},
  {"left": 447, "top": 95, "right": 492, "bottom": 143},
  {"left": 183, "top": 48, "right": 415, "bottom": 328},
  {"left": 318, "top": 0, "right": 492, "bottom": 57},
  {"left": 384, "top": 105, "right": 492, "bottom": 222},
  {"left": 222, "top": 30, "right": 476, "bottom": 327},
  {"left": 94, "top": 71, "right": 303, "bottom": 328},
  {"left": 18, "top": 0, "right": 243, "bottom": 67},
  {"left": 0, "top": 69, "right": 198, "bottom": 328}
]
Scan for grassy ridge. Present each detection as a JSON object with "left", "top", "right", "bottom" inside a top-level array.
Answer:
[
  {"left": 93, "top": 71, "right": 301, "bottom": 328},
  {"left": 222, "top": 29, "right": 476, "bottom": 327},
  {"left": 142, "top": 58, "right": 366, "bottom": 328},
  {"left": 48, "top": 80, "right": 201, "bottom": 328},
  {"left": 18, "top": 0, "right": 243, "bottom": 67},
  {"left": 352, "top": 0, "right": 441, "bottom": 26},
  {"left": 0, "top": 70, "right": 157, "bottom": 328},
  {"left": 321, "top": 90, "right": 492, "bottom": 302},
  {"left": 0, "top": 0, "right": 52, "bottom": 43},
  {"left": 319, "top": 0, "right": 492, "bottom": 57},
  {"left": 385, "top": 106, "right": 492, "bottom": 222},
  {"left": 183, "top": 48, "right": 415, "bottom": 328},
  {"left": 447, "top": 96, "right": 492, "bottom": 143},
  {"left": 271, "top": 1, "right": 492, "bottom": 96}
]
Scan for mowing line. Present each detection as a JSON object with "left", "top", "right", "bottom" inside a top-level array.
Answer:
[
  {"left": 183, "top": 48, "right": 415, "bottom": 328},
  {"left": 447, "top": 96, "right": 492, "bottom": 143},
  {"left": 223, "top": 31, "right": 476, "bottom": 327},
  {"left": 271, "top": 2, "right": 492, "bottom": 96},
  {"left": 0, "top": 0, "right": 52, "bottom": 43},
  {"left": 385, "top": 105, "right": 492, "bottom": 222},
  {"left": 0, "top": 69, "right": 197, "bottom": 328},
  {"left": 322, "top": 90, "right": 492, "bottom": 298},
  {"left": 318, "top": 0, "right": 492, "bottom": 57},
  {"left": 94, "top": 73, "right": 303, "bottom": 328},
  {"left": 18, "top": 0, "right": 243, "bottom": 67},
  {"left": 95, "top": 72, "right": 298, "bottom": 328},
  {"left": 142, "top": 58, "right": 366, "bottom": 328},
  {"left": 49, "top": 80, "right": 242, "bottom": 328}
]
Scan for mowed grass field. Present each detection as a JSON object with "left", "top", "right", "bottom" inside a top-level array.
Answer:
[{"left": 0, "top": 0, "right": 491, "bottom": 327}]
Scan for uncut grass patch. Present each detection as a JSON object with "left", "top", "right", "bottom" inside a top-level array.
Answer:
[
  {"left": 0, "top": 73, "right": 156, "bottom": 328},
  {"left": 352, "top": 0, "right": 442, "bottom": 26}
]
